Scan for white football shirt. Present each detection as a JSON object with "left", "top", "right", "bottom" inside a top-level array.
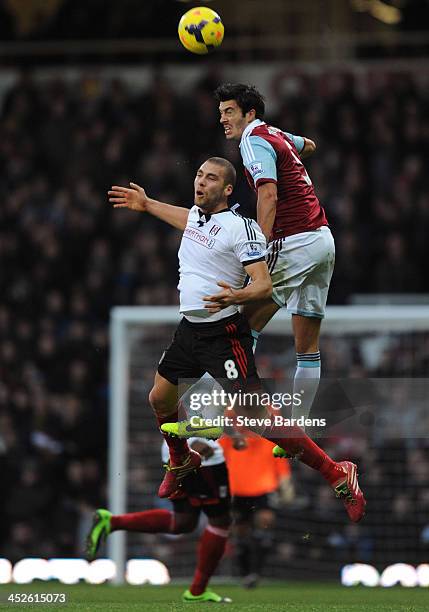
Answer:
[{"left": 178, "top": 206, "right": 266, "bottom": 322}]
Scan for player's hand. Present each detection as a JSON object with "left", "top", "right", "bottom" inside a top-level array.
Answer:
[
  {"left": 108, "top": 182, "right": 149, "bottom": 212},
  {"left": 203, "top": 281, "right": 239, "bottom": 313},
  {"left": 190, "top": 440, "right": 215, "bottom": 458}
]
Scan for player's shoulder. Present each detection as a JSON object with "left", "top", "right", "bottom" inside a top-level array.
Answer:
[
  {"left": 229, "top": 209, "right": 263, "bottom": 239},
  {"left": 249, "top": 122, "right": 284, "bottom": 141},
  {"left": 244, "top": 124, "right": 284, "bottom": 160}
]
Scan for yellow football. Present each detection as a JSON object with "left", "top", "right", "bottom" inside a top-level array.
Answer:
[{"left": 178, "top": 6, "right": 224, "bottom": 55}]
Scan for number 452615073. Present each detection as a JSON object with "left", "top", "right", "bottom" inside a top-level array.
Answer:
[{"left": 6, "top": 593, "right": 67, "bottom": 604}]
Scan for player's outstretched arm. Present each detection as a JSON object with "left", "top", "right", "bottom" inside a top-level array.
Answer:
[
  {"left": 108, "top": 182, "right": 189, "bottom": 230},
  {"left": 203, "top": 261, "right": 272, "bottom": 313},
  {"left": 300, "top": 137, "right": 316, "bottom": 159},
  {"left": 284, "top": 131, "right": 316, "bottom": 159}
]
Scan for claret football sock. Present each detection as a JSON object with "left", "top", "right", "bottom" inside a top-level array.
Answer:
[
  {"left": 111, "top": 509, "right": 173, "bottom": 533},
  {"left": 190, "top": 525, "right": 229, "bottom": 596},
  {"left": 267, "top": 423, "right": 339, "bottom": 478},
  {"left": 156, "top": 409, "right": 190, "bottom": 464}
]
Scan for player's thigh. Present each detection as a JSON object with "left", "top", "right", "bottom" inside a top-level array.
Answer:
[
  {"left": 242, "top": 298, "right": 280, "bottom": 333},
  {"left": 266, "top": 236, "right": 308, "bottom": 309},
  {"left": 284, "top": 228, "right": 335, "bottom": 318},
  {"left": 198, "top": 315, "right": 259, "bottom": 387},
  {"left": 157, "top": 319, "right": 205, "bottom": 386},
  {"left": 182, "top": 463, "right": 229, "bottom": 502},
  {"left": 207, "top": 511, "right": 231, "bottom": 530},
  {"left": 203, "top": 498, "right": 231, "bottom": 527},
  {"left": 288, "top": 255, "right": 335, "bottom": 322},
  {"left": 171, "top": 505, "right": 200, "bottom": 534}
]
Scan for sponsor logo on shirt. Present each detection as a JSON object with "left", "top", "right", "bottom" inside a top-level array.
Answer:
[
  {"left": 247, "top": 242, "right": 262, "bottom": 257},
  {"left": 184, "top": 227, "right": 215, "bottom": 249},
  {"left": 209, "top": 224, "right": 222, "bottom": 237},
  {"left": 249, "top": 161, "right": 263, "bottom": 178}
]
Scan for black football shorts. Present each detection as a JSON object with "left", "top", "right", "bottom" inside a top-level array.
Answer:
[
  {"left": 157, "top": 312, "right": 260, "bottom": 393},
  {"left": 172, "top": 463, "right": 231, "bottom": 518}
]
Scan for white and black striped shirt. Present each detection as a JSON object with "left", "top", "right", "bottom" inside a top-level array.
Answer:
[{"left": 178, "top": 206, "right": 266, "bottom": 322}]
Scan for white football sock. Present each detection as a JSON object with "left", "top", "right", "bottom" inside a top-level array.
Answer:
[
  {"left": 251, "top": 329, "right": 260, "bottom": 353},
  {"left": 292, "top": 352, "right": 321, "bottom": 427}
]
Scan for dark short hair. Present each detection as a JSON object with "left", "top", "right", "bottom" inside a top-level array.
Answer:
[
  {"left": 214, "top": 83, "right": 265, "bottom": 119},
  {"left": 206, "top": 157, "right": 236, "bottom": 188}
]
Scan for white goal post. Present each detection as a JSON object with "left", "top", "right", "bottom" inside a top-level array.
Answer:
[{"left": 108, "top": 305, "right": 429, "bottom": 584}]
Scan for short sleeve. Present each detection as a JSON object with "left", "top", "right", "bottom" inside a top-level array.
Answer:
[
  {"left": 231, "top": 215, "right": 267, "bottom": 267},
  {"left": 284, "top": 131, "right": 305, "bottom": 154},
  {"left": 240, "top": 135, "right": 277, "bottom": 187}
]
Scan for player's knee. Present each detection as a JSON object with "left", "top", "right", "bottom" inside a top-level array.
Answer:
[{"left": 149, "top": 386, "right": 167, "bottom": 412}]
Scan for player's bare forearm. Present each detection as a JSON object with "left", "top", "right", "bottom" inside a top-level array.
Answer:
[
  {"left": 145, "top": 199, "right": 189, "bottom": 231},
  {"left": 233, "top": 263, "right": 272, "bottom": 304},
  {"left": 300, "top": 137, "right": 316, "bottom": 159},
  {"left": 203, "top": 262, "right": 272, "bottom": 313},
  {"left": 256, "top": 182, "right": 278, "bottom": 240}
]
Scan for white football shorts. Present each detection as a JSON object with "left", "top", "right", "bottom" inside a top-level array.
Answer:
[{"left": 266, "top": 226, "right": 335, "bottom": 318}]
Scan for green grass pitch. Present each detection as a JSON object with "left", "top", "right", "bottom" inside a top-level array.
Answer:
[{"left": 0, "top": 582, "right": 428, "bottom": 611}]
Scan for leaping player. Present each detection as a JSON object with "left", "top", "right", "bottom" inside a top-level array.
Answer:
[
  {"left": 108, "top": 157, "right": 365, "bottom": 523},
  {"left": 215, "top": 83, "right": 335, "bottom": 443}
]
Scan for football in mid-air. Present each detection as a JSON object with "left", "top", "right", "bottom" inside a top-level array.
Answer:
[{"left": 178, "top": 6, "right": 224, "bottom": 55}]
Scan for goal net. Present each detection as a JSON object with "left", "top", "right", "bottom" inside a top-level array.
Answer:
[{"left": 108, "top": 305, "right": 429, "bottom": 584}]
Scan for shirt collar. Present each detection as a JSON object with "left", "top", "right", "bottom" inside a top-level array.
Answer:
[
  {"left": 196, "top": 207, "right": 230, "bottom": 216},
  {"left": 240, "top": 119, "right": 265, "bottom": 146}
]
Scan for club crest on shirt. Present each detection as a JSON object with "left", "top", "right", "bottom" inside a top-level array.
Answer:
[
  {"left": 249, "top": 161, "right": 263, "bottom": 178},
  {"left": 209, "top": 224, "right": 222, "bottom": 237}
]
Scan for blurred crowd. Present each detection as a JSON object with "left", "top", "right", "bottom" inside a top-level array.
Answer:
[{"left": 0, "top": 65, "right": 428, "bottom": 565}]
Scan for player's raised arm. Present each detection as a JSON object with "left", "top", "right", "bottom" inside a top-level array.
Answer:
[
  {"left": 300, "top": 137, "right": 316, "bottom": 159},
  {"left": 108, "top": 182, "right": 189, "bottom": 231}
]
